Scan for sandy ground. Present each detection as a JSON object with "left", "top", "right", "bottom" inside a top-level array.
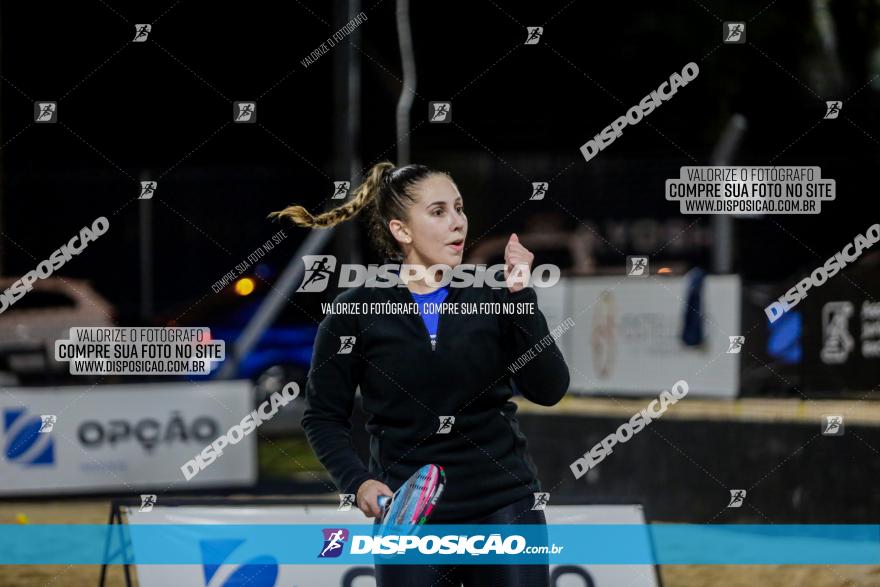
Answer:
[{"left": 0, "top": 500, "right": 877, "bottom": 587}]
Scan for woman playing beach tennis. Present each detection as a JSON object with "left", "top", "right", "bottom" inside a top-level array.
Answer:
[{"left": 270, "top": 161, "right": 570, "bottom": 586}]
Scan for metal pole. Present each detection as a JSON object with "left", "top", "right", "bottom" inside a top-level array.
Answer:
[
  {"left": 0, "top": 3, "right": 4, "bottom": 276},
  {"left": 347, "top": 0, "right": 363, "bottom": 193},
  {"left": 138, "top": 171, "right": 153, "bottom": 320},
  {"left": 710, "top": 114, "right": 747, "bottom": 274},
  {"left": 219, "top": 0, "right": 364, "bottom": 379},
  {"left": 333, "top": 0, "right": 362, "bottom": 265},
  {"left": 216, "top": 227, "right": 335, "bottom": 379},
  {"left": 395, "top": 0, "right": 416, "bottom": 165}
]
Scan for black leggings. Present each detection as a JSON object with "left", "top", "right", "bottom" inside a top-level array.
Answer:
[{"left": 373, "top": 494, "right": 550, "bottom": 587}]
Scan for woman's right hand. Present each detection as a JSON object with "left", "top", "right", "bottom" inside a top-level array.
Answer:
[{"left": 357, "top": 479, "right": 393, "bottom": 518}]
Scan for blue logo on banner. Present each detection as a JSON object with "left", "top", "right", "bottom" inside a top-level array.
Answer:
[
  {"left": 3, "top": 408, "right": 54, "bottom": 466},
  {"left": 200, "top": 539, "right": 278, "bottom": 587}
]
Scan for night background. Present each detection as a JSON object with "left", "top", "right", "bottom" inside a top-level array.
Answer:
[
  {"left": 1, "top": 2, "right": 879, "bottom": 585},
  {"left": 2, "top": 1, "right": 877, "bottom": 320}
]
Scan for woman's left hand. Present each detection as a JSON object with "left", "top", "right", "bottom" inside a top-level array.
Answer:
[{"left": 503, "top": 233, "right": 534, "bottom": 293}]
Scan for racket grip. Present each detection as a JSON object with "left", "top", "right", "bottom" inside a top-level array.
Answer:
[{"left": 377, "top": 495, "right": 391, "bottom": 510}]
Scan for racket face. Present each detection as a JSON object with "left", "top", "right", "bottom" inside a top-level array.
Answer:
[{"left": 381, "top": 464, "right": 445, "bottom": 528}]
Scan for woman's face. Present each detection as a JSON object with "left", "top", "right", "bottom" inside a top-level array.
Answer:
[{"left": 393, "top": 174, "right": 468, "bottom": 268}]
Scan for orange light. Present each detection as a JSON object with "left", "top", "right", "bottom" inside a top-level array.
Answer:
[
  {"left": 657, "top": 267, "right": 672, "bottom": 274},
  {"left": 234, "top": 277, "right": 255, "bottom": 296}
]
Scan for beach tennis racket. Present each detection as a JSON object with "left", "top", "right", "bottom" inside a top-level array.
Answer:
[{"left": 376, "top": 463, "right": 445, "bottom": 529}]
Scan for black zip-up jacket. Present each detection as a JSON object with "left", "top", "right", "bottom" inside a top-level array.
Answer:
[{"left": 301, "top": 269, "right": 570, "bottom": 522}]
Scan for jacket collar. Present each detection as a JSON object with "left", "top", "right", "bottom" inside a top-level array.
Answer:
[{"left": 379, "top": 263, "right": 464, "bottom": 304}]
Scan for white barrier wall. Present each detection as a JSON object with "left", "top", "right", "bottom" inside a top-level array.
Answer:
[
  {"left": 126, "top": 504, "right": 659, "bottom": 587},
  {"left": 0, "top": 381, "right": 256, "bottom": 494},
  {"left": 536, "top": 275, "right": 741, "bottom": 397}
]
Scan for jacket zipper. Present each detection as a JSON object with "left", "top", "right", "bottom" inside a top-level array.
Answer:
[
  {"left": 429, "top": 287, "right": 455, "bottom": 351},
  {"left": 413, "top": 314, "right": 437, "bottom": 352},
  {"left": 414, "top": 298, "right": 442, "bottom": 352},
  {"left": 428, "top": 306, "right": 441, "bottom": 352},
  {"left": 407, "top": 283, "right": 457, "bottom": 352}
]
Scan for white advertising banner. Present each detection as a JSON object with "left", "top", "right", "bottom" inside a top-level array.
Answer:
[
  {"left": 126, "top": 504, "right": 659, "bottom": 587},
  {"left": 0, "top": 381, "right": 256, "bottom": 495},
  {"left": 537, "top": 275, "right": 740, "bottom": 397}
]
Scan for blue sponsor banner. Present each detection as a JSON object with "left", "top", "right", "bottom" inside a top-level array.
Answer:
[{"left": 0, "top": 524, "right": 879, "bottom": 565}]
